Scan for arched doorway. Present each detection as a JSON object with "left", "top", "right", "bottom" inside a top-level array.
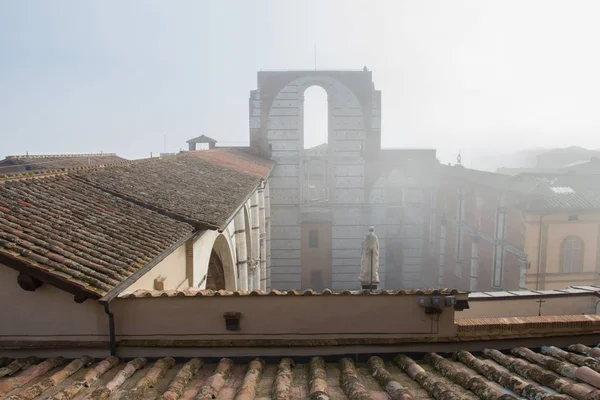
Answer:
[{"left": 206, "top": 250, "right": 225, "bottom": 290}]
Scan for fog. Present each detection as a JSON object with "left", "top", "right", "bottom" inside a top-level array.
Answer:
[{"left": 2, "top": 0, "right": 600, "bottom": 169}]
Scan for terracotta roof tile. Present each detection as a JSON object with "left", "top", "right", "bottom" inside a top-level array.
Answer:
[
  {"left": 0, "top": 175, "right": 194, "bottom": 297},
  {"left": 78, "top": 150, "right": 275, "bottom": 229},
  {"left": 0, "top": 154, "right": 127, "bottom": 174},
  {"left": 3, "top": 344, "right": 600, "bottom": 399},
  {"left": 119, "top": 288, "right": 465, "bottom": 298}
]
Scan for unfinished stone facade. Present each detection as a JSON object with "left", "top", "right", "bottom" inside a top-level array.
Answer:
[{"left": 249, "top": 70, "right": 437, "bottom": 290}]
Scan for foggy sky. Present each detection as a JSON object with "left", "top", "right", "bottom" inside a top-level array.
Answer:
[{"left": 2, "top": 0, "right": 600, "bottom": 168}]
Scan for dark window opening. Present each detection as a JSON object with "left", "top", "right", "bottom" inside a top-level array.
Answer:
[{"left": 309, "top": 230, "right": 318, "bottom": 248}]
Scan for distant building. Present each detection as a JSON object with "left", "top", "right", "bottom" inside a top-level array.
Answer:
[
  {"left": 432, "top": 164, "right": 535, "bottom": 292},
  {"left": 247, "top": 70, "right": 438, "bottom": 290},
  {"left": 521, "top": 173, "right": 600, "bottom": 289},
  {"left": 432, "top": 163, "right": 600, "bottom": 291}
]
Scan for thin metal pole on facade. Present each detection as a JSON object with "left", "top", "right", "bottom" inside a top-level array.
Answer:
[{"left": 369, "top": 249, "right": 373, "bottom": 292}]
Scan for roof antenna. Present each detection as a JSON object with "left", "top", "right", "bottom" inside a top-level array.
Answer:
[
  {"left": 457, "top": 151, "right": 462, "bottom": 166},
  {"left": 26, "top": 150, "right": 29, "bottom": 157}
]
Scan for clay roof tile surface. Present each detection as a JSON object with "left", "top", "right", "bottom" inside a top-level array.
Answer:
[
  {"left": 3, "top": 343, "right": 600, "bottom": 399},
  {"left": 0, "top": 175, "right": 194, "bottom": 297},
  {"left": 0, "top": 153, "right": 127, "bottom": 174},
  {"left": 78, "top": 149, "right": 274, "bottom": 229}
]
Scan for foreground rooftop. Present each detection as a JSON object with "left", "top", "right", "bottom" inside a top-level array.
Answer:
[{"left": 2, "top": 343, "right": 600, "bottom": 399}]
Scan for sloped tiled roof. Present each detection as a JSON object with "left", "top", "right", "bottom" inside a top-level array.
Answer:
[
  {"left": 186, "top": 134, "right": 217, "bottom": 143},
  {"left": 0, "top": 175, "right": 194, "bottom": 297},
  {"left": 520, "top": 173, "right": 600, "bottom": 212},
  {"left": 440, "top": 164, "right": 540, "bottom": 194},
  {"left": 2, "top": 342, "right": 600, "bottom": 399},
  {"left": 79, "top": 149, "right": 275, "bottom": 229},
  {"left": 0, "top": 154, "right": 127, "bottom": 173}
]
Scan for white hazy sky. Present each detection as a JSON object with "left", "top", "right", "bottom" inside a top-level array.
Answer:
[{"left": 2, "top": 0, "right": 600, "bottom": 166}]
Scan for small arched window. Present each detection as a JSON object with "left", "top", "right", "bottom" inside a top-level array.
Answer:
[{"left": 561, "top": 236, "right": 584, "bottom": 273}]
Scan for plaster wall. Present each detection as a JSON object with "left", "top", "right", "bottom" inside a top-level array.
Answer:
[
  {"left": 0, "top": 267, "right": 106, "bottom": 340},
  {"left": 122, "top": 244, "right": 188, "bottom": 294},
  {"left": 112, "top": 295, "right": 459, "bottom": 337},
  {"left": 525, "top": 212, "right": 600, "bottom": 289},
  {"left": 459, "top": 295, "right": 599, "bottom": 319}
]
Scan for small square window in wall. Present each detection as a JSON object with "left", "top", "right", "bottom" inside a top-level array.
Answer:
[
  {"left": 568, "top": 215, "right": 579, "bottom": 221},
  {"left": 309, "top": 230, "right": 319, "bottom": 248}
]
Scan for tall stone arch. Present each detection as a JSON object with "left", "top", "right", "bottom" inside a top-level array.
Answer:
[{"left": 249, "top": 70, "right": 382, "bottom": 290}]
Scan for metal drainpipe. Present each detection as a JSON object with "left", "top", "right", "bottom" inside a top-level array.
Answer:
[
  {"left": 103, "top": 302, "right": 116, "bottom": 356},
  {"left": 535, "top": 214, "right": 544, "bottom": 291}
]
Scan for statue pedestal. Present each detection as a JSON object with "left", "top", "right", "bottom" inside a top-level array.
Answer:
[{"left": 361, "top": 284, "right": 378, "bottom": 290}]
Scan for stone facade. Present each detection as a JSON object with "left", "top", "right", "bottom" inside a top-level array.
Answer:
[{"left": 248, "top": 70, "right": 437, "bottom": 290}]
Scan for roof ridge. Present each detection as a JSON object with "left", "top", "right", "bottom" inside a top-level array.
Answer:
[
  {"left": 6, "top": 153, "right": 119, "bottom": 159},
  {"left": 0, "top": 156, "right": 161, "bottom": 183}
]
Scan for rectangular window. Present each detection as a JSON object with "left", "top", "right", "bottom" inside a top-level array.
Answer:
[
  {"left": 454, "top": 225, "right": 463, "bottom": 278},
  {"left": 495, "top": 207, "right": 507, "bottom": 240},
  {"left": 456, "top": 189, "right": 464, "bottom": 222},
  {"left": 309, "top": 230, "right": 318, "bottom": 248},
  {"left": 492, "top": 244, "right": 504, "bottom": 287}
]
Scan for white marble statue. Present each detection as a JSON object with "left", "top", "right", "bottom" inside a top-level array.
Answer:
[{"left": 359, "top": 227, "right": 380, "bottom": 288}]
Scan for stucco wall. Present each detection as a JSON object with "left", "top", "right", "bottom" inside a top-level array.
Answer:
[
  {"left": 0, "top": 266, "right": 106, "bottom": 340},
  {"left": 545, "top": 219, "right": 599, "bottom": 273},
  {"left": 112, "top": 294, "right": 459, "bottom": 338},
  {"left": 525, "top": 212, "right": 600, "bottom": 289},
  {"left": 459, "top": 294, "right": 599, "bottom": 319},
  {"left": 122, "top": 244, "right": 188, "bottom": 295}
]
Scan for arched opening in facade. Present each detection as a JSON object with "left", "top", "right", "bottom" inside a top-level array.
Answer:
[
  {"left": 206, "top": 250, "right": 225, "bottom": 290},
  {"left": 205, "top": 233, "right": 237, "bottom": 290},
  {"left": 561, "top": 236, "right": 584, "bottom": 273},
  {"left": 303, "top": 86, "right": 328, "bottom": 149}
]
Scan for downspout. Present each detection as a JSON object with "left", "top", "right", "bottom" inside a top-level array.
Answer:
[
  {"left": 535, "top": 214, "right": 544, "bottom": 291},
  {"left": 103, "top": 302, "right": 116, "bottom": 356}
]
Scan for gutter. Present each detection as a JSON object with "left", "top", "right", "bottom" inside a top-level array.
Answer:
[
  {"left": 103, "top": 303, "right": 116, "bottom": 356},
  {"left": 218, "top": 180, "right": 263, "bottom": 233}
]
